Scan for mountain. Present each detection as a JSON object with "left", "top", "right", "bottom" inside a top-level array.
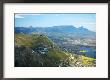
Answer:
[
  {"left": 15, "top": 33, "right": 96, "bottom": 67},
  {"left": 15, "top": 25, "right": 96, "bottom": 39},
  {"left": 15, "top": 33, "right": 70, "bottom": 67}
]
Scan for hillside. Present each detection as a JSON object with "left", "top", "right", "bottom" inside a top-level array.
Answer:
[{"left": 15, "top": 33, "right": 96, "bottom": 67}]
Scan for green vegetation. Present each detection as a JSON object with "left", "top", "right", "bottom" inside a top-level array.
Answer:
[
  {"left": 82, "top": 56, "right": 96, "bottom": 67},
  {"left": 79, "top": 50, "right": 87, "bottom": 53},
  {"left": 15, "top": 34, "right": 54, "bottom": 47},
  {"left": 15, "top": 33, "right": 96, "bottom": 67},
  {"left": 15, "top": 33, "right": 69, "bottom": 67}
]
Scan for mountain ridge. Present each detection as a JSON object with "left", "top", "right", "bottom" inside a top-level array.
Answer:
[
  {"left": 15, "top": 25, "right": 95, "bottom": 32},
  {"left": 15, "top": 25, "right": 95, "bottom": 39}
]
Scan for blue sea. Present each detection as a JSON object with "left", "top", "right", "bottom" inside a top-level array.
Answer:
[{"left": 79, "top": 47, "right": 96, "bottom": 58}]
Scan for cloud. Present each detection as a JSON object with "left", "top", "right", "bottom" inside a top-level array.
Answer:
[
  {"left": 15, "top": 14, "right": 24, "bottom": 18},
  {"left": 15, "top": 14, "right": 42, "bottom": 18}
]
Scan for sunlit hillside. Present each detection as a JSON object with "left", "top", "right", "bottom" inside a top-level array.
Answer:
[{"left": 15, "top": 33, "right": 96, "bottom": 67}]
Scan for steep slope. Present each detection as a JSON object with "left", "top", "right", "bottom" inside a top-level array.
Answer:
[
  {"left": 15, "top": 33, "right": 70, "bottom": 67},
  {"left": 15, "top": 33, "right": 96, "bottom": 67}
]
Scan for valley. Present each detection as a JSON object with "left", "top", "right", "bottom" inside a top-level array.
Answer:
[{"left": 15, "top": 25, "right": 96, "bottom": 67}]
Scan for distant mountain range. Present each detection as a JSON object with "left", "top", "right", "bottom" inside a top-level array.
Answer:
[{"left": 15, "top": 25, "right": 96, "bottom": 39}]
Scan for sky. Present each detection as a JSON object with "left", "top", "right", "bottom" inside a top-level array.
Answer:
[{"left": 15, "top": 13, "right": 96, "bottom": 32}]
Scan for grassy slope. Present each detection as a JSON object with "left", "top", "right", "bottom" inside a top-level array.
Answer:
[
  {"left": 15, "top": 33, "right": 96, "bottom": 67},
  {"left": 81, "top": 56, "right": 96, "bottom": 67}
]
